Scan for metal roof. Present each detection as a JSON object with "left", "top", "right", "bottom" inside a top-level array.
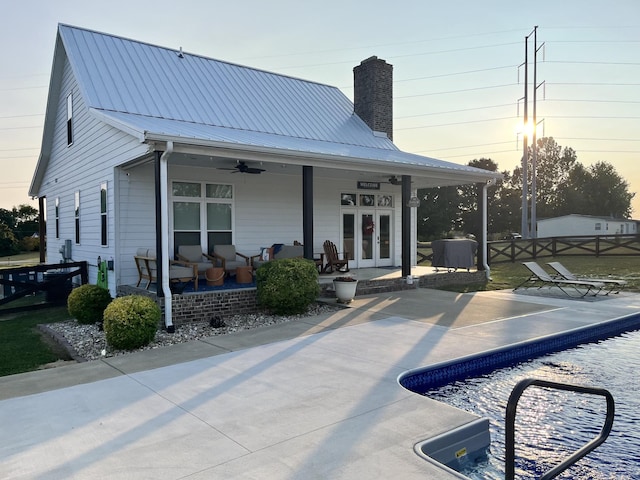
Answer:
[
  {"left": 59, "top": 24, "right": 390, "bottom": 149},
  {"left": 30, "top": 24, "right": 502, "bottom": 196}
]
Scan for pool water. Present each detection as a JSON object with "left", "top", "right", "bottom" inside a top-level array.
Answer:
[{"left": 429, "top": 330, "right": 640, "bottom": 479}]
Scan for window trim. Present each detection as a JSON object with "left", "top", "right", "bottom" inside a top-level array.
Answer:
[
  {"left": 66, "top": 92, "right": 73, "bottom": 146},
  {"left": 170, "top": 181, "right": 234, "bottom": 255},
  {"left": 100, "top": 182, "right": 107, "bottom": 246},
  {"left": 74, "top": 191, "right": 80, "bottom": 244},
  {"left": 55, "top": 197, "right": 60, "bottom": 239}
]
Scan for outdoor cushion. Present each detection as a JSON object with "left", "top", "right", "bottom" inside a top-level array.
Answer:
[{"left": 177, "top": 245, "right": 214, "bottom": 274}]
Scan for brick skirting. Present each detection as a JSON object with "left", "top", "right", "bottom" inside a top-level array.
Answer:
[{"left": 118, "top": 270, "right": 487, "bottom": 327}]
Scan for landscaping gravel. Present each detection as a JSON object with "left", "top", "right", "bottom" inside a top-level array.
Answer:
[{"left": 42, "top": 303, "right": 340, "bottom": 362}]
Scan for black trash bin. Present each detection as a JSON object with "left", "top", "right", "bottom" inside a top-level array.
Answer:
[{"left": 44, "top": 271, "right": 73, "bottom": 303}]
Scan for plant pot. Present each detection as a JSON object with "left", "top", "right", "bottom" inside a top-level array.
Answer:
[{"left": 333, "top": 279, "right": 358, "bottom": 304}]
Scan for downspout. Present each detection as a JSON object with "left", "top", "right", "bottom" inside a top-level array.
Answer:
[
  {"left": 482, "top": 179, "right": 495, "bottom": 280},
  {"left": 160, "top": 141, "right": 174, "bottom": 331}
]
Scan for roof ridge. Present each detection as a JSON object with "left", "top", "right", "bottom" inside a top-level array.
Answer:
[{"left": 57, "top": 23, "right": 340, "bottom": 90}]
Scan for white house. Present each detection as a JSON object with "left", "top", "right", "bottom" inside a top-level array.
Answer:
[
  {"left": 537, "top": 214, "right": 638, "bottom": 238},
  {"left": 29, "top": 24, "right": 501, "bottom": 325}
]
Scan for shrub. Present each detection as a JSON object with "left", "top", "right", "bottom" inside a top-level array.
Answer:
[
  {"left": 256, "top": 258, "right": 320, "bottom": 315},
  {"left": 103, "top": 295, "right": 160, "bottom": 350},
  {"left": 67, "top": 284, "right": 113, "bottom": 325}
]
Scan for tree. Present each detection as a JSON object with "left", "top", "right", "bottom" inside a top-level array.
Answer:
[
  {"left": 0, "top": 222, "right": 20, "bottom": 256},
  {"left": 582, "top": 162, "right": 634, "bottom": 218},
  {"left": 12, "top": 204, "right": 39, "bottom": 239},
  {"left": 417, "top": 185, "right": 462, "bottom": 240}
]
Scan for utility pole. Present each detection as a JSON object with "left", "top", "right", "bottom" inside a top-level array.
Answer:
[
  {"left": 520, "top": 27, "right": 537, "bottom": 239},
  {"left": 531, "top": 27, "right": 544, "bottom": 239},
  {"left": 531, "top": 26, "right": 538, "bottom": 238}
]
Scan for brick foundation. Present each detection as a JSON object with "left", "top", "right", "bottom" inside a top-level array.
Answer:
[{"left": 118, "top": 270, "right": 487, "bottom": 326}]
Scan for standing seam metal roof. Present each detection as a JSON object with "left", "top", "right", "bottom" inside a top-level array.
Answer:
[{"left": 59, "top": 24, "right": 387, "bottom": 149}]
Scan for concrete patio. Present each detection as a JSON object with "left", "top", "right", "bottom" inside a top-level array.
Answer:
[{"left": 1, "top": 286, "right": 639, "bottom": 479}]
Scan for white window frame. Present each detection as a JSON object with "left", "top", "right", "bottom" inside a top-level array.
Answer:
[
  {"left": 100, "top": 182, "right": 108, "bottom": 246},
  {"left": 74, "top": 191, "right": 80, "bottom": 244},
  {"left": 67, "top": 92, "right": 73, "bottom": 146},
  {"left": 170, "top": 181, "right": 234, "bottom": 255}
]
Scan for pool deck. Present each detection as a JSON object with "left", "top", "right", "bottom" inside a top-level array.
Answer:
[{"left": 1, "top": 284, "right": 640, "bottom": 479}]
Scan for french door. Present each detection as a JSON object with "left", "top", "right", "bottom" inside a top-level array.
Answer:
[{"left": 342, "top": 210, "right": 392, "bottom": 268}]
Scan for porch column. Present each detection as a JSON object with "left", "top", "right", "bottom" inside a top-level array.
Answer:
[
  {"left": 302, "top": 166, "right": 314, "bottom": 260},
  {"left": 154, "top": 151, "right": 164, "bottom": 297},
  {"left": 38, "top": 196, "right": 45, "bottom": 263},
  {"left": 401, "top": 175, "right": 411, "bottom": 277},
  {"left": 476, "top": 182, "right": 487, "bottom": 271}
]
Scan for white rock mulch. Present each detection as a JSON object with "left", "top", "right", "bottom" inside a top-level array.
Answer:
[{"left": 42, "top": 303, "right": 340, "bottom": 362}]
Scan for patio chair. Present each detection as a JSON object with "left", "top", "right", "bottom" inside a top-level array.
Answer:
[
  {"left": 322, "top": 240, "right": 349, "bottom": 273},
  {"left": 177, "top": 245, "right": 216, "bottom": 277},
  {"left": 134, "top": 248, "right": 198, "bottom": 290},
  {"left": 211, "top": 244, "right": 250, "bottom": 275},
  {"left": 547, "top": 261, "right": 626, "bottom": 295},
  {"left": 515, "top": 261, "right": 604, "bottom": 298}
]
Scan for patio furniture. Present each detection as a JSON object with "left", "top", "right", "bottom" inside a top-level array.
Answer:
[
  {"left": 212, "top": 244, "right": 250, "bottom": 275},
  {"left": 134, "top": 248, "right": 198, "bottom": 290},
  {"left": 515, "top": 261, "right": 604, "bottom": 298},
  {"left": 547, "top": 261, "right": 626, "bottom": 295},
  {"left": 236, "top": 265, "right": 253, "bottom": 284},
  {"left": 322, "top": 240, "right": 349, "bottom": 273},
  {"left": 251, "top": 244, "right": 303, "bottom": 269},
  {"left": 205, "top": 267, "right": 225, "bottom": 286},
  {"left": 177, "top": 245, "right": 217, "bottom": 277}
]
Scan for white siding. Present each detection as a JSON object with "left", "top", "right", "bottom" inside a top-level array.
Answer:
[
  {"left": 537, "top": 215, "right": 637, "bottom": 238},
  {"left": 39, "top": 55, "right": 148, "bottom": 294}
]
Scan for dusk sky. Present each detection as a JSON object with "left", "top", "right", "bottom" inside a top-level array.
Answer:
[{"left": 2, "top": 0, "right": 639, "bottom": 217}]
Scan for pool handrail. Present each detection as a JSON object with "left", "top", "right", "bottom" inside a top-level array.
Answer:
[{"left": 505, "top": 378, "right": 615, "bottom": 480}]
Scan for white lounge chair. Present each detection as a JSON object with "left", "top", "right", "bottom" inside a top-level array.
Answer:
[
  {"left": 547, "top": 261, "right": 626, "bottom": 295},
  {"left": 516, "top": 261, "right": 605, "bottom": 297}
]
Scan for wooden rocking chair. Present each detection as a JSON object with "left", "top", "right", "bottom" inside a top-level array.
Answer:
[{"left": 322, "top": 240, "right": 350, "bottom": 273}]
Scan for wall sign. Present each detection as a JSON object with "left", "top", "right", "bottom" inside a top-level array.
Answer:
[{"left": 357, "top": 181, "right": 380, "bottom": 190}]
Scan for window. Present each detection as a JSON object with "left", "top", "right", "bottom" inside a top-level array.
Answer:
[
  {"left": 67, "top": 93, "right": 73, "bottom": 146},
  {"left": 55, "top": 197, "right": 60, "bottom": 239},
  {"left": 595, "top": 222, "right": 601, "bottom": 231},
  {"left": 171, "top": 182, "right": 233, "bottom": 255},
  {"left": 100, "top": 183, "right": 107, "bottom": 246},
  {"left": 74, "top": 191, "right": 80, "bottom": 244}
]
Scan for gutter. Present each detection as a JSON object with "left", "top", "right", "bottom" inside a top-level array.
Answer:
[
  {"left": 482, "top": 179, "right": 495, "bottom": 280},
  {"left": 160, "top": 141, "right": 174, "bottom": 331}
]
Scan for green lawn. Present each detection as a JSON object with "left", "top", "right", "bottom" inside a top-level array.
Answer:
[
  {"left": 0, "top": 306, "right": 72, "bottom": 376},
  {"left": 430, "top": 255, "right": 640, "bottom": 293}
]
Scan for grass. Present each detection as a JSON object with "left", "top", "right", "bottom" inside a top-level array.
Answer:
[
  {"left": 0, "top": 251, "right": 40, "bottom": 269},
  {"left": 0, "top": 306, "right": 72, "bottom": 377},
  {"left": 431, "top": 255, "right": 640, "bottom": 293}
]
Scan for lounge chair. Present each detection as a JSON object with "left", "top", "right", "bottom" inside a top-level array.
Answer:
[
  {"left": 516, "top": 261, "right": 605, "bottom": 297},
  {"left": 134, "top": 248, "right": 198, "bottom": 290},
  {"left": 547, "top": 261, "right": 626, "bottom": 295},
  {"left": 211, "top": 244, "right": 250, "bottom": 275}
]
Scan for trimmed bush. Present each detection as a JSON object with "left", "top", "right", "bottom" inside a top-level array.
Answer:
[
  {"left": 67, "top": 284, "right": 113, "bottom": 325},
  {"left": 103, "top": 295, "right": 160, "bottom": 350},
  {"left": 256, "top": 257, "right": 320, "bottom": 315}
]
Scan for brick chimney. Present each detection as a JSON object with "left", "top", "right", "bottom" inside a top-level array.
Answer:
[{"left": 353, "top": 56, "right": 393, "bottom": 140}]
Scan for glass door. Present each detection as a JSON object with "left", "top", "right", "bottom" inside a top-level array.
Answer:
[{"left": 377, "top": 211, "right": 392, "bottom": 266}]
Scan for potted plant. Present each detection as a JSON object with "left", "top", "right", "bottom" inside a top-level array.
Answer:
[{"left": 333, "top": 276, "right": 358, "bottom": 303}]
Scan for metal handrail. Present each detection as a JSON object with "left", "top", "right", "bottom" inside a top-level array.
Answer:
[{"left": 505, "top": 378, "right": 615, "bottom": 480}]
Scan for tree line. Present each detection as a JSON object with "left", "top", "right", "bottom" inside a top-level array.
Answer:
[
  {"left": 417, "top": 137, "right": 635, "bottom": 241},
  {"left": 0, "top": 204, "right": 39, "bottom": 256}
]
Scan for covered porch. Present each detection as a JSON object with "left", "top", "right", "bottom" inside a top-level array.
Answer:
[{"left": 118, "top": 265, "right": 485, "bottom": 327}]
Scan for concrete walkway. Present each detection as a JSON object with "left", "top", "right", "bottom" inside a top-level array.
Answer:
[{"left": 1, "top": 287, "right": 639, "bottom": 479}]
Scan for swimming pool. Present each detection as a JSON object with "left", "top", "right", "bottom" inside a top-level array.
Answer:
[
  {"left": 429, "top": 329, "right": 640, "bottom": 478},
  {"left": 399, "top": 315, "right": 640, "bottom": 479}
]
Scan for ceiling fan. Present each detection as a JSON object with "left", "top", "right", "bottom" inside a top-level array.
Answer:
[
  {"left": 387, "top": 176, "right": 402, "bottom": 185},
  {"left": 218, "top": 161, "right": 265, "bottom": 174}
]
